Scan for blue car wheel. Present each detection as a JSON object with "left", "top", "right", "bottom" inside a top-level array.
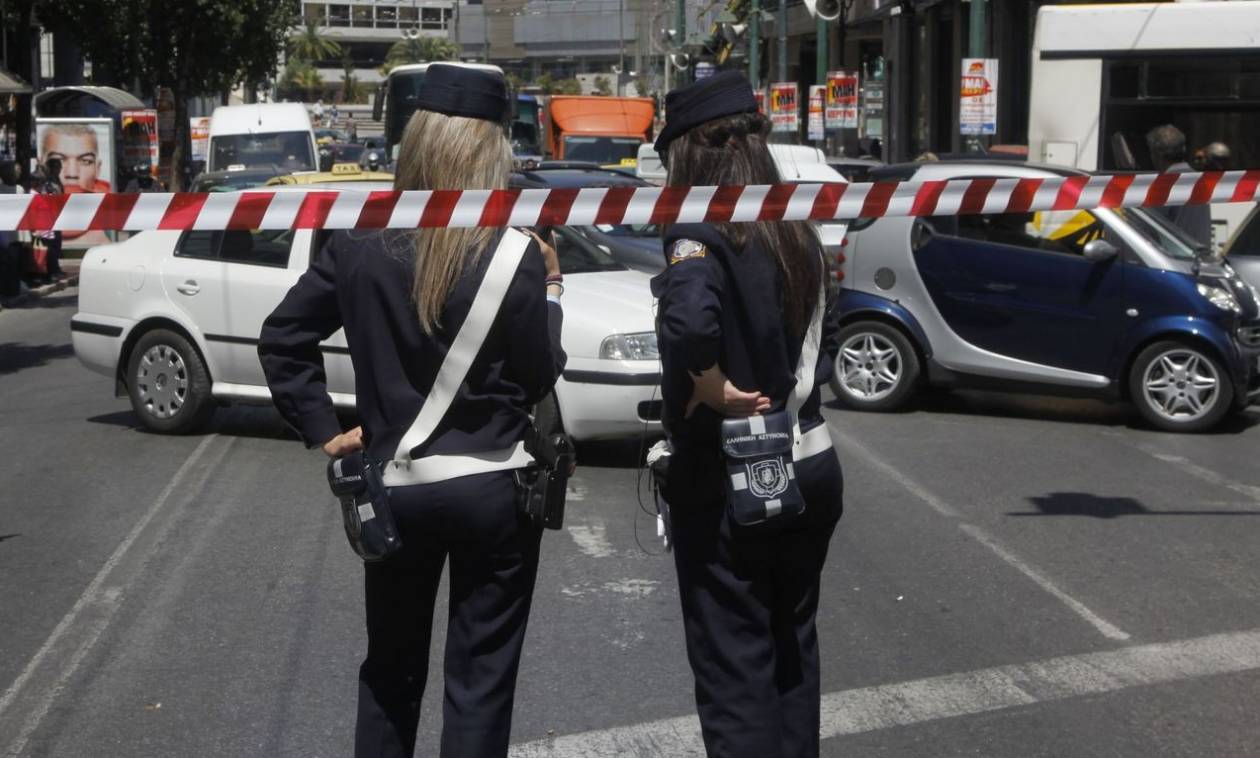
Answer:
[
  {"left": 830, "top": 321, "right": 921, "bottom": 412},
  {"left": 1128, "top": 340, "right": 1234, "bottom": 433}
]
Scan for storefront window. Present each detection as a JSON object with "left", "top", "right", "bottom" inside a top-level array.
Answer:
[
  {"left": 328, "top": 4, "right": 350, "bottom": 27},
  {"left": 352, "top": 5, "right": 372, "bottom": 27},
  {"left": 421, "top": 8, "right": 446, "bottom": 30},
  {"left": 376, "top": 6, "right": 397, "bottom": 28}
]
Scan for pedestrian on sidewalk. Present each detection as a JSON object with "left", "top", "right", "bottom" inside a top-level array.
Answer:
[
  {"left": 313, "top": 98, "right": 325, "bottom": 128},
  {"left": 1147, "top": 124, "right": 1213, "bottom": 247},
  {"left": 259, "top": 65, "right": 565, "bottom": 758},
  {"left": 650, "top": 71, "right": 845, "bottom": 758},
  {"left": 35, "top": 159, "right": 65, "bottom": 284}
]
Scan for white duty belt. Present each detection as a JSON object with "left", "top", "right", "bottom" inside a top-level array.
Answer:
[
  {"left": 382, "top": 228, "right": 537, "bottom": 488},
  {"left": 787, "top": 278, "right": 835, "bottom": 463}
]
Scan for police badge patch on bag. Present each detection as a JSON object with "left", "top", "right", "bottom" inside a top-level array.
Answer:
[
  {"left": 720, "top": 410, "right": 806, "bottom": 527},
  {"left": 669, "top": 239, "right": 708, "bottom": 265}
]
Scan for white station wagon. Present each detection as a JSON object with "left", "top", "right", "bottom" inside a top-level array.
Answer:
[{"left": 71, "top": 188, "right": 662, "bottom": 440}]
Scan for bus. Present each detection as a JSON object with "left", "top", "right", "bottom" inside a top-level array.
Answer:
[
  {"left": 1028, "top": 1, "right": 1260, "bottom": 248},
  {"left": 372, "top": 62, "right": 504, "bottom": 160}
]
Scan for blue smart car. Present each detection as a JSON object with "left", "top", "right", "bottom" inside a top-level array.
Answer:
[{"left": 833, "top": 162, "right": 1260, "bottom": 432}]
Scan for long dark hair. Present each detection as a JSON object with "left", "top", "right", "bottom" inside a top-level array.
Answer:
[{"left": 665, "top": 111, "right": 821, "bottom": 337}]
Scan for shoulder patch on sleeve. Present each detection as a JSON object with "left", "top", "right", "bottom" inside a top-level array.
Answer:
[{"left": 669, "top": 239, "right": 708, "bottom": 265}]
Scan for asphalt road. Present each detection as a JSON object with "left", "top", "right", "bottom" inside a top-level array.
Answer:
[{"left": 4, "top": 287, "right": 1260, "bottom": 757}]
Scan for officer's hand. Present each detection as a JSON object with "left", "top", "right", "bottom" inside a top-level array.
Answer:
[
  {"left": 686, "top": 365, "right": 771, "bottom": 418},
  {"left": 322, "top": 426, "right": 364, "bottom": 458},
  {"left": 525, "top": 229, "right": 562, "bottom": 277}
]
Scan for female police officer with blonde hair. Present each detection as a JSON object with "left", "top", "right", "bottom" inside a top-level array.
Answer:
[
  {"left": 651, "top": 71, "right": 845, "bottom": 758},
  {"left": 258, "top": 65, "right": 565, "bottom": 758}
]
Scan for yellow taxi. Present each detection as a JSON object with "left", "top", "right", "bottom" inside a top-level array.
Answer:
[{"left": 265, "top": 163, "right": 394, "bottom": 186}]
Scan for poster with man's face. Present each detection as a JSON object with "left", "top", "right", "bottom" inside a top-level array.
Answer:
[
  {"left": 36, "top": 118, "right": 114, "bottom": 194},
  {"left": 36, "top": 118, "right": 115, "bottom": 245}
]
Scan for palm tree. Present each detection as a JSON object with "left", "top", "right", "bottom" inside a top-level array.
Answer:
[
  {"left": 283, "top": 60, "right": 327, "bottom": 102},
  {"left": 381, "top": 35, "right": 459, "bottom": 74},
  {"left": 289, "top": 20, "right": 341, "bottom": 64}
]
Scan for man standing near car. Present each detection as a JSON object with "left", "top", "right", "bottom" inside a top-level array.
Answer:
[{"left": 1147, "top": 124, "right": 1213, "bottom": 248}]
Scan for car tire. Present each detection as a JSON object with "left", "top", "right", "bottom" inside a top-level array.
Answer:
[
  {"left": 1128, "top": 340, "right": 1233, "bottom": 433},
  {"left": 126, "top": 328, "right": 216, "bottom": 434},
  {"left": 829, "top": 321, "right": 920, "bottom": 412},
  {"left": 534, "top": 391, "right": 565, "bottom": 436}
]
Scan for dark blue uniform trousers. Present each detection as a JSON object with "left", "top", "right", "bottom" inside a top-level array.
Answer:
[
  {"left": 669, "top": 451, "right": 843, "bottom": 758},
  {"left": 354, "top": 471, "right": 542, "bottom": 758}
]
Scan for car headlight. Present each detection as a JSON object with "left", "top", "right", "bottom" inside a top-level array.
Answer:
[
  {"left": 600, "top": 332, "right": 659, "bottom": 360},
  {"left": 1198, "top": 282, "right": 1242, "bottom": 313}
]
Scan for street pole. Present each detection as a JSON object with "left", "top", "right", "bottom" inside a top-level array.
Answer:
[
  {"left": 675, "top": 0, "right": 686, "bottom": 85},
  {"left": 619, "top": 0, "right": 625, "bottom": 93},
  {"left": 749, "top": 0, "right": 760, "bottom": 89},
  {"left": 816, "top": 14, "right": 827, "bottom": 151},
  {"left": 967, "top": 0, "right": 987, "bottom": 152},
  {"left": 778, "top": 0, "right": 787, "bottom": 84}
]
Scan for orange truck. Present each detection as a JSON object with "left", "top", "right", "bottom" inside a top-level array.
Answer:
[{"left": 546, "top": 96, "right": 655, "bottom": 166}]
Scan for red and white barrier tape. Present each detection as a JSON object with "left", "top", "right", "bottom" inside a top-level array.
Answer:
[{"left": 2, "top": 170, "right": 1257, "bottom": 232}]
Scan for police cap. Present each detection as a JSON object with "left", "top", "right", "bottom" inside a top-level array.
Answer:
[
  {"left": 653, "top": 71, "right": 759, "bottom": 158},
  {"left": 415, "top": 64, "right": 511, "bottom": 124}
]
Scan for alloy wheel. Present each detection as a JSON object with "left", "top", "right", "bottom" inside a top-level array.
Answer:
[
  {"left": 1142, "top": 349, "right": 1220, "bottom": 422},
  {"left": 839, "top": 333, "right": 902, "bottom": 401}
]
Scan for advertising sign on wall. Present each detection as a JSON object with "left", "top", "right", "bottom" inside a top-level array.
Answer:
[
  {"left": 960, "top": 58, "right": 999, "bottom": 136},
  {"left": 769, "top": 82, "right": 799, "bottom": 133},
  {"left": 808, "top": 85, "right": 825, "bottom": 141},
  {"left": 121, "top": 109, "right": 159, "bottom": 175},
  {"left": 35, "top": 117, "right": 115, "bottom": 245},
  {"left": 754, "top": 89, "right": 767, "bottom": 115},
  {"left": 825, "top": 71, "right": 859, "bottom": 130},
  {"left": 190, "top": 117, "right": 212, "bottom": 162}
]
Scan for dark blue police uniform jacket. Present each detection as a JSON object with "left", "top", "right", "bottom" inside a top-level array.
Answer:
[
  {"left": 650, "top": 223, "right": 839, "bottom": 458},
  {"left": 258, "top": 229, "right": 565, "bottom": 462}
]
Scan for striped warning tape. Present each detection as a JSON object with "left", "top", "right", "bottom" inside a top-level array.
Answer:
[{"left": 1, "top": 170, "right": 1257, "bottom": 232}]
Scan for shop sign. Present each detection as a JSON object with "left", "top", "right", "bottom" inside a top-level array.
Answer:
[
  {"left": 190, "top": 117, "right": 212, "bottom": 162},
  {"left": 769, "top": 82, "right": 798, "bottom": 133},
  {"left": 960, "top": 58, "right": 998, "bottom": 136},
  {"left": 121, "top": 110, "right": 159, "bottom": 174},
  {"left": 808, "top": 85, "right": 825, "bottom": 141},
  {"left": 825, "top": 71, "right": 859, "bottom": 129}
]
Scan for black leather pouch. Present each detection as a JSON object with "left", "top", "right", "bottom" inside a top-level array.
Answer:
[
  {"left": 720, "top": 410, "right": 805, "bottom": 527},
  {"left": 327, "top": 451, "right": 403, "bottom": 562}
]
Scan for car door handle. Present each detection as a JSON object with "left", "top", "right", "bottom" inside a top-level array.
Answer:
[{"left": 176, "top": 280, "right": 200, "bottom": 296}]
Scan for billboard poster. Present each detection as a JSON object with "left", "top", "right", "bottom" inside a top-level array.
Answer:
[
  {"left": 808, "top": 85, "right": 825, "bottom": 141},
  {"left": 754, "top": 89, "right": 767, "bottom": 115},
  {"left": 960, "top": 58, "right": 998, "bottom": 136},
  {"left": 121, "top": 109, "right": 159, "bottom": 175},
  {"left": 190, "top": 117, "right": 212, "bottom": 163},
  {"left": 769, "top": 82, "right": 798, "bottom": 133},
  {"left": 35, "top": 117, "right": 115, "bottom": 245},
  {"left": 825, "top": 71, "right": 859, "bottom": 130}
]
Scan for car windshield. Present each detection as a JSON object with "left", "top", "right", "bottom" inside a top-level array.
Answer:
[
  {"left": 563, "top": 136, "right": 642, "bottom": 165},
  {"left": 555, "top": 227, "right": 626, "bottom": 274},
  {"left": 594, "top": 223, "right": 660, "bottom": 237},
  {"left": 209, "top": 131, "right": 315, "bottom": 172},
  {"left": 192, "top": 172, "right": 274, "bottom": 192},
  {"left": 1114, "top": 207, "right": 1204, "bottom": 261}
]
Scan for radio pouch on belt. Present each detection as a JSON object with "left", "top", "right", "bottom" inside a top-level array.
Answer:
[
  {"left": 327, "top": 451, "right": 400, "bottom": 562},
  {"left": 721, "top": 411, "right": 805, "bottom": 526}
]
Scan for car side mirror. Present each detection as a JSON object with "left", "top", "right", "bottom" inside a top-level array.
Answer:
[
  {"left": 911, "top": 219, "right": 937, "bottom": 252},
  {"left": 1083, "top": 239, "right": 1119, "bottom": 262}
]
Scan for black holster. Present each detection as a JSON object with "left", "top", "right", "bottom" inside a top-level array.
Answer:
[
  {"left": 515, "top": 428, "right": 575, "bottom": 530},
  {"left": 327, "top": 451, "right": 403, "bottom": 561}
]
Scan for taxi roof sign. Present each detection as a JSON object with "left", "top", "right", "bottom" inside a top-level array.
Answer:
[{"left": 331, "top": 163, "right": 363, "bottom": 175}]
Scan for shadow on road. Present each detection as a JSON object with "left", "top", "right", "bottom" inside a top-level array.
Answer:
[
  {"left": 88, "top": 405, "right": 299, "bottom": 442},
  {"left": 1013, "top": 492, "right": 1260, "bottom": 518},
  {"left": 0, "top": 533, "right": 20, "bottom": 544},
  {"left": 0, "top": 342, "right": 74, "bottom": 375}
]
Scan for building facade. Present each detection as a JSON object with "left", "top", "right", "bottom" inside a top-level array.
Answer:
[{"left": 297, "top": 0, "right": 457, "bottom": 91}]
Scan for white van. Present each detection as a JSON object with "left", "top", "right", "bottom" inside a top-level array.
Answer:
[{"left": 207, "top": 103, "right": 318, "bottom": 174}]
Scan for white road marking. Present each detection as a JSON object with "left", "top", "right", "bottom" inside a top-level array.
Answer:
[
  {"left": 1129, "top": 442, "right": 1260, "bottom": 502},
  {"left": 509, "top": 626, "right": 1260, "bottom": 757},
  {"left": 567, "top": 522, "right": 614, "bottom": 558},
  {"left": 959, "top": 524, "right": 1130, "bottom": 641},
  {"left": 0, "top": 436, "right": 223, "bottom": 758},
  {"left": 834, "top": 433, "right": 1130, "bottom": 641}
]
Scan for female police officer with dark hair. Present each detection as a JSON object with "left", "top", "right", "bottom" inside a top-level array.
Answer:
[
  {"left": 651, "top": 71, "right": 845, "bottom": 758},
  {"left": 258, "top": 65, "right": 565, "bottom": 758}
]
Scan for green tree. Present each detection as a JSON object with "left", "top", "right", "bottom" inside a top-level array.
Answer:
[
  {"left": 38, "top": 0, "right": 299, "bottom": 189},
  {"left": 381, "top": 35, "right": 459, "bottom": 74},
  {"left": 340, "top": 52, "right": 360, "bottom": 103},
  {"left": 593, "top": 76, "right": 612, "bottom": 96},
  {"left": 282, "top": 60, "right": 325, "bottom": 102},
  {"left": 536, "top": 72, "right": 556, "bottom": 95},
  {"left": 634, "top": 78, "right": 649, "bottom": 98},
  {"left": 289, "top": 19, "right": 341, "bottom": 63},
  {"left": 554, "top": 78, "right": 583, "bottom": 95}
]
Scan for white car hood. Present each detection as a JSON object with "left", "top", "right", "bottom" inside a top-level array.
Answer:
[{"left": 562, "top": 269, "right": 657, "bottom": 357}]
